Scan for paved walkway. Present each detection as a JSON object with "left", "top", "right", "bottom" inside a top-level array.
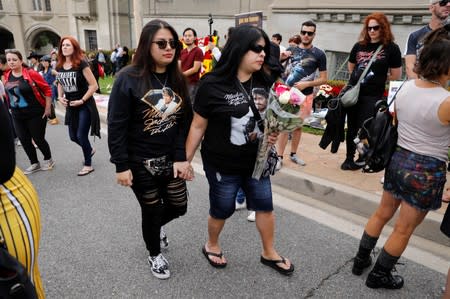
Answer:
[{"left": 90, "top": 94, "right": 450, "bottom": 214}]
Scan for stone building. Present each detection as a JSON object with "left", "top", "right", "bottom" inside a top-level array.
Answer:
[{"left": 0, "top": 0, "right": 434, "bottom": 78}]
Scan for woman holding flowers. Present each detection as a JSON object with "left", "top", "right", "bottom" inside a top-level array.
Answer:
[
  {"left": 185, "top": 24, "right": 294, "bottom": 275},
  {"left": 341, "top": 12, "right": 402, "bottom": 170}
]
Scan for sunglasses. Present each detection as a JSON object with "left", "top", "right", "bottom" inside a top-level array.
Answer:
[
  {"left": 5, "top": 49, "right": 21, "bottom": 55},
  {"left": 152, "top": 40, "right": 178, "bottom": 50},
  {"left": 367, "top": 25, "right": 380, "bottom": 32},
  {"left": 249, "top": 44, "right": 265, "bottom": 54},
  {"left": 300, "top": 31, "right": 315, "bottom": 36},
  {"left": 434, "top": 0, "right": 448, "bottom": 6}
]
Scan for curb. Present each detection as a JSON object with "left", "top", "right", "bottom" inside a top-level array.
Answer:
[{"left": 57, "top": 105, "right": 448, "bottom": 248}]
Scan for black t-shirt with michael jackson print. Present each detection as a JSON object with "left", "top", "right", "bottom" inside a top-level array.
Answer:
[
  {"left": 108, "top": 66, "right": 192, "bottom": 173},
  {"left": 194, "top": 76, "right": 267, "bottom": 175},
  {"left": 56, "top": 60, "right": 91, "bottom": 102},
  {"left": 349, "top": 42, "right": 402, "bottom": 98}
]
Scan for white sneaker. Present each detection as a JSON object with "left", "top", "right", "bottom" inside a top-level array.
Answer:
[
  {"left": 41, "top": 158, "right": 55, "bottom": 171},
  {"left": 380, "top": 176, "right": 384, "bottom": 184},
  {"left": 247, "top": 211, "right": 256, "bottom": 222},
  {"left": 148, "top": 254, "right": 170, "bottom": 279},
  {"left": 235, "top": 201, "right": 246, "bottom": 210},
  {"left": 23, "top": 163, "right": 41, "bottom": 175},
  {"left": 15, "top": 139, "right": 21, "bottom": 146},
  {"left": 160, "top": 227, "right": 169, "bottom": 249},
  {"left": 275, "top": 158, "right": 283, "bottom": 171},
  {"left": 290, "top": 154, "right": 306, "bottom": 166}
]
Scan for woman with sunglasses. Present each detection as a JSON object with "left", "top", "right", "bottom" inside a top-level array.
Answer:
[
  {"left": 56, "top": 36, "right": 101, "bottom": 176},
  {"left": 352, "top": 26, "right": 450, "bottom": 290},
  {"left": 108, "top": 19, "right": 192, "bottom": 280},
  {"left": 340, "top": 12, "right": 402, "bottom": 171},
  {"left": 185, "top": 24, "right": 294, "bottom": 276},
  {"left": 3, "top": 49, "right": 55, "bottom": 175}
]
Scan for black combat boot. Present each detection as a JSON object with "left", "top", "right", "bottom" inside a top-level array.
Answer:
[
  {"left": 352, "top": 231, "right": 378, "bottom": 276},
  {"left": 365, "top": 248, "right": 404, "bottom": 289}
]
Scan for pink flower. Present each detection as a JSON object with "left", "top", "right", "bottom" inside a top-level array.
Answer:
[
  {"left": 289, "top": 87, "right": 305, "bottom": 106},
  {"left": 274, "top": 83, "right": 290, "bottom": 97}
]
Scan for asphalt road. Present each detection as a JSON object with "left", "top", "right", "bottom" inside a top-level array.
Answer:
[{"left": 15, "top": 123, "right": 447, "bottom": 299}]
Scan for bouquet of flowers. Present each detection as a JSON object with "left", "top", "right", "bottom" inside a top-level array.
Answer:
[{"left": 252, "top": 82, "right": 305, "bottom": 179}]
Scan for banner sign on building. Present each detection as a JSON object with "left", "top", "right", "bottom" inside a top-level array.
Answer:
[{"left": 234, "top": 11, "right": 263, "bottom": 28}]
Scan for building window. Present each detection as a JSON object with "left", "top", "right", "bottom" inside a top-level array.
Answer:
[
  {"left": 32, "top": 0, "right": 42, "bottom": 10},
  {"left": 44, "top": 0, "right": 51, "bottom": 11},
  {"left": 326, "top": 51, "right": 351, "bottom": 81},
  {"left": 85, "top": 30, "right": 98, "bottom": 51},
  {"left": 0, "top": 0, "right": 3, "bottom": 10}
]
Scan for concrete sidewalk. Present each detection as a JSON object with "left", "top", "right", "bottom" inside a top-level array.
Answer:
[{"left": 55, "top": 94, "right": 449, "bottom": 246}]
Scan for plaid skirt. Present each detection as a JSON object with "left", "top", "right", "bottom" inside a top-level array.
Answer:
[{"left": 384, "top": 146, "right": 447, "bottom": 211}]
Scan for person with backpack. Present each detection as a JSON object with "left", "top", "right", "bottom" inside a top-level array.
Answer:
[{"left": 351, "top": 25, "right": 450, "bottom": 290}]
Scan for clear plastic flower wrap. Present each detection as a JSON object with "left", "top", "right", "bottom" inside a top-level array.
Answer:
[{"left": 252, "top": 82, "right": 305, "bottom": 180}]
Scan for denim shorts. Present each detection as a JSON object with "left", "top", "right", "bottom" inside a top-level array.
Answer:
[
  {"left": 384, "top": 147, "right": 447, "bottom": 211},
  {"left": 203, "top": 162, "right": 273, "bottom": 219}
]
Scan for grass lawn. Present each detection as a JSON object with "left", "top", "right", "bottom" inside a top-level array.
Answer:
[
  {"left": 98, "top": 75, "right": 114, "bottom": 94},
  {"left": 97, "top": 75, "right": 325, "bottom": 135}
]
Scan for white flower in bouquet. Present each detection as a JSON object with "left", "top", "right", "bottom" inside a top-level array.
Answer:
[{"left": 252, "top": 82, "right": 306, "bottom": 180}]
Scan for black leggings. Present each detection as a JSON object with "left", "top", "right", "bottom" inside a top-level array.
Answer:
[
  {"left": 130, "top": 161, "right": 188, "bottom": 256},
  {"left": 345, "top": 95, "right": 379, "bottom": 160},
  {"left": 13, "top": 114, "right": 52, "bottom": 164}
]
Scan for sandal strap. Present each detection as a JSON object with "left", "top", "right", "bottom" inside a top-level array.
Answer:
[{"left": 206, "top": 251, "right": 223, "bottom": 258}]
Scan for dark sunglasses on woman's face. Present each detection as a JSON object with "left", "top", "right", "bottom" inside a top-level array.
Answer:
[
  {"left": 249, "top": 44, "right": 265, "bottom": 54},
  {"left": 367, "top": 25, "right": 380, "bottom": 32},
  {"left": 152, "top": 40, "right": 178, "bottom": 50}
]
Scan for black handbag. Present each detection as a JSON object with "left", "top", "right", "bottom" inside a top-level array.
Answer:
[
  {"left": 357, "top": 80, "right": 406, "bottom": 173},
  {"left": 0, "top": 234, "right": 37, "bottom": 299}
]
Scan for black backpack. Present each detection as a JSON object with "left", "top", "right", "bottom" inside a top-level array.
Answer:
[{"left": 357, "top": 81, "right": 406, "bottom": 173}]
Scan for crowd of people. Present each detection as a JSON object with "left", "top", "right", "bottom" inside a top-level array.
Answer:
[{"left": 0, "top": 0, "right": 449, "bottom": 296}]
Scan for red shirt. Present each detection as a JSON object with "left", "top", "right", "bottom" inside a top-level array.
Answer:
[{"left": 179, "top": 47, "right": 204, "bottom": 84}]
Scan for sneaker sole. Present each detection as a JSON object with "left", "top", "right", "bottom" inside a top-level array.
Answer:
[
  {"left": 41, "top": 163, "right": 55, "bottom": 171},
  {"left": 24, "top": 168, "right": 41, "bottom": 175},
  {"left": 147, "top": 259, "right": 170, "bottom": 280}
]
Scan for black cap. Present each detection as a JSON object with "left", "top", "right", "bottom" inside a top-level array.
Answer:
[{"left": 27, "top": 52, "right": 40, "bottom": 60}]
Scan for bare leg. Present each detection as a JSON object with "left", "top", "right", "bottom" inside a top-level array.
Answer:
[
  {"left": 255, "top": 211, "right": 291, "bottom": 270},
  {"left": 365, "top": 191, "right": 401, "bottom": 237},
  {"left": 276, "top": 132, "right": 289, "bottom": 157},
  {"left": 205, "top": 215, "right": 227, "bottom": 265},
  {"left": 444, "top": 268, "right": 450, "bottom": 299},
  {"left": 290, "top": 128, "right": 302, "bottom": 153},
  {"left": 383, "top": 201, "right": 427, "bottom": 257}
]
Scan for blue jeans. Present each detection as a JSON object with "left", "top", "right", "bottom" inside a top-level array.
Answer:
[
  {"left": 68, "top": 105, "right": 93, "bottom": 166},
  {"left": 203, "top": 162, "right": 273, "bottom": 219}
]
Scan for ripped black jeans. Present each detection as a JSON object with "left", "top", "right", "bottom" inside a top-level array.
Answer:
[{"left": 129, "top": 161, "right": 188, "bottom": 256}]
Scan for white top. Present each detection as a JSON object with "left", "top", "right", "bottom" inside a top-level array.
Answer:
[{"left": 396, "top": 80, "right": 450, "bottom": 161}]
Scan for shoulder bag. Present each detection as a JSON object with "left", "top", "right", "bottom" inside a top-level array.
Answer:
[{"left": 340, "top": 45, "right": 383, "bottom": 108}]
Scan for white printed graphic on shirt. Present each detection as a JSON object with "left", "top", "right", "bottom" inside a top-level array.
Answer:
[
  {"left": 141, "top": 87, "right": 182, "bottom": 135},
  {"left": 58, "top": 71, "right": 79, "bottom": 93}
]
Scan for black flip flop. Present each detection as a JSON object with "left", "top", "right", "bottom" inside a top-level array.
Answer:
[
  {"left": 202, "top": 245, "right": 227, "bottom": 268},
  {"left": 260, "top": 255, "right": 294, "bottom": 276}
]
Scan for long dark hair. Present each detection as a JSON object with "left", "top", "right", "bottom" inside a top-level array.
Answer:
[
  {"left": 208, "top": 24, "right": 271, "bottom": 83},
  {"left": 129, "top": 19, "right": 188, "bottom": 105}
]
